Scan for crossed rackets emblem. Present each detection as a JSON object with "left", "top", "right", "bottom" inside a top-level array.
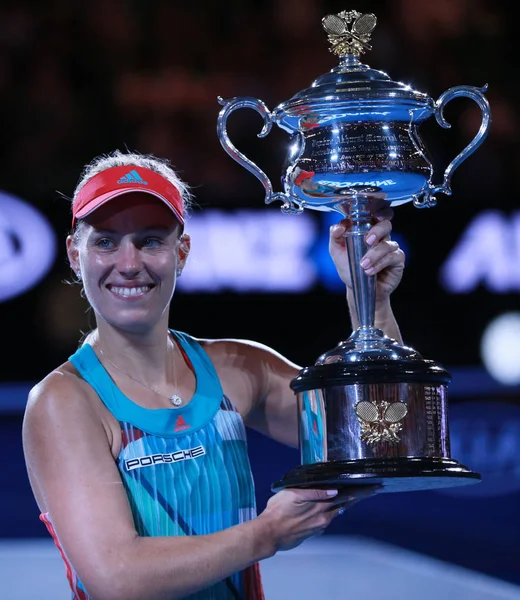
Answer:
[
  {"left": 322, "top": 10, "right": 377, "bottom": 56},
  {"left": 355, "top": 400, "right": 408, "bottom": 445}
]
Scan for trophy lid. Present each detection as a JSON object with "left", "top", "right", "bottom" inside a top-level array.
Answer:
[{"left": 274, "top": 10, "right": 433, "bottom": 131}]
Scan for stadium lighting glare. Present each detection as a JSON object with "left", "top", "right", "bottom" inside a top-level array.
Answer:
[{"left": 480, "top": 312, "right": 520, "bottom": 385}]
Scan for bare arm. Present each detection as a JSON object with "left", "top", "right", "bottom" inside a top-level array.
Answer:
[
  {"left": 243, "top": 217, "right": 405, "bottom": 447},
  {"left": 331, "top": 217, "right": 405, "bottom": 343},
  {"left": 224, "top": 340, "right": 302, "bottom": 448},
  {"left": 348, "top": 290, "right": 403, "bottom": 343},
  {"left": 23, "top": 370, "right": 356, "bottom": 600},
  {"left": 201, "top": 338, "right": 301, "bottom": 448}
]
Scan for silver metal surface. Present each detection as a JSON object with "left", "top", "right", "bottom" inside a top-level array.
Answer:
[
  {"left": 216, "top": 7, "right": 491, "bottom": 363},
  {"left": 315, "top": 192, "right": 422, "bottom": 364},
  {"left": 299, "top": 382, "right": 450, "bottom": 463},
  {"left": 217, "top": 14, "right": 491, "bottom": 212}
]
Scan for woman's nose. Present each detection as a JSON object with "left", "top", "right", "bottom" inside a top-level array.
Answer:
[{"left": 116, "top": 241, "right": 143, "bottom": 276}]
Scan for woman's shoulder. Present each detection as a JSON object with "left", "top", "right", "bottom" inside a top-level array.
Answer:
[
  {"left": 189, "top": 335, "right": 300, "bottom": 374},
  {"left": 191, "top": 335, "right": 278, "bottom": 360},
  {"left": 25, "top": 360, "right": 96, "bottom": 420},
  {"left": 30, "top": 360, "right": 83, "bottom": 394}
]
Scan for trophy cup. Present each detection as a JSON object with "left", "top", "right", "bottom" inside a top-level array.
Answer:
[{"left": 217, "top": 10, "right": 491, "bottom": 493}]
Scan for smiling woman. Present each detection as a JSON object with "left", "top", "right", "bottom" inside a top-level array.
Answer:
[
  {"left": 21, "top": 149, "right": 404, "bottom": 600},
  {"left": 67, "top": 193, "right": 188, "bottom": 333}
]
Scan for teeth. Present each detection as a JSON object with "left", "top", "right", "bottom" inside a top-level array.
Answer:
[{"left": 111, "top": 286, "right": 151, "bottom": 297}]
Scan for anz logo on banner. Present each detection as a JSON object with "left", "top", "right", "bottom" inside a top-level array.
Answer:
[
  {"left": 178, "top": 209, "right": 320, "bottom": 292},
  {"left": 0, "top": 190, "right": 57, "bottom": 302},
  {"left": 178, "top": 209, "right": 365, "bottom": 293},
  {"left": 178, "top": 208, "right": 519, "bottom": 294},
  {"left": 440, "top": 210, "right": 520, "bottom": 293},
  {"left": 2, "top": 200, "right": 516, "bottom": 298}
]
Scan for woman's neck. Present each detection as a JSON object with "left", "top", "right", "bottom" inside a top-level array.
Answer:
[{"left": 87, "top": 322, "right": 176, "bottom": 387}]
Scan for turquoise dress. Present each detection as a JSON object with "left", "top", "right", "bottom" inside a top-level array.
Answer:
[{"left": 40, "top": 330, "right": 265, "bottom": 600}]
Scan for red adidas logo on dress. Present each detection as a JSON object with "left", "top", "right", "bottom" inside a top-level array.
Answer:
[{"left": 174, "top": 415, "right": 190, "bottom": 433}]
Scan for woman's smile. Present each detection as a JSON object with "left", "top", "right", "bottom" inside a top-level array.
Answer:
[{"left": 107, "top": 284, "right": 154, "bottom": 299}]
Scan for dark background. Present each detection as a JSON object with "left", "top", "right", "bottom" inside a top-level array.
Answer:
[
  {"left": 1, "top": 0, "right": 520, "bottom": 590},
  {"left": 0, "top": 0, "right": 517, "bottom": 376}
]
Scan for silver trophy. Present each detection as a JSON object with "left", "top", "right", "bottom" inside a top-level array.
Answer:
[{"left": 217, "top": 9, "right": 491, "bottom": 493}]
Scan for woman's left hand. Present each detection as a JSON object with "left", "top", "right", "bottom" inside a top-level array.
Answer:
[{"left": 329, "top": 214, "right": 405, "bottom": 302}]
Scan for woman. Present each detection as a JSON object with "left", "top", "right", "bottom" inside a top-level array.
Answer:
[{"left": 22, "top": 150, "right": 405, "bottom": 600}]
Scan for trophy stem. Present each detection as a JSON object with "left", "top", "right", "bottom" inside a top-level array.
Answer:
[{"left": 340, "top": 194, "right": 376, "bottom": 332}]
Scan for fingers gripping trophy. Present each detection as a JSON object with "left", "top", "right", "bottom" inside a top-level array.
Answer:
[{"left": 217, "top": 9, "right": 491, "bottom": 493}]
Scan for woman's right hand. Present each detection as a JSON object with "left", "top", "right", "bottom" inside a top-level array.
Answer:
[{"left": 259, "top": 485, "right": 380, "bottom": 553}]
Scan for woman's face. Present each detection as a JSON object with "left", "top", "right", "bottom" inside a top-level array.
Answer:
[{"left": 67, "top": 193, "right": 189, "bottom": 333}]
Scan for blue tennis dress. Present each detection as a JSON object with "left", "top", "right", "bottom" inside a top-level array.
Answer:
[{"left": 40, "top": 330, "right": 265, "bottom": 599}]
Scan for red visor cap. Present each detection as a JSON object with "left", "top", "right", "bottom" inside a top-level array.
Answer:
[{"left": 72, "top": 165, "right": 185, "bottom": 230}]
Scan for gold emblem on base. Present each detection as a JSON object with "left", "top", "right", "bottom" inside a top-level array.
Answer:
[{"left": 355, "top": 400, "right": 408, "bottom": 445}]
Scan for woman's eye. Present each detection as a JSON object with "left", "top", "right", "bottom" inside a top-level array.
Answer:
[
  {"left": 96, "top": 238, "right": 114, "bottom": 249},
  {"left": 142, "top": 237, "right": 162, "bottom": 248}
]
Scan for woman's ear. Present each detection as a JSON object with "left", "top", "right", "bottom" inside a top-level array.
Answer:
[
  {"left": 177, "top": 233, "right": 191, "bottom": 269},
  {"left": 66, "top": 235, "right": 80, "bottom": 275}
]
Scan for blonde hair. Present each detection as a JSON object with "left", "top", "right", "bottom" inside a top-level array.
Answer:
[{"left": 72, "top": 149, "right": 193, "bottom": 217}]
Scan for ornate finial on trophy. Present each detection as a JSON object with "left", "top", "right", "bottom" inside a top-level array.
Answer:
[{"left": 322, "top": 10, "right": 377, "bottom": 57}]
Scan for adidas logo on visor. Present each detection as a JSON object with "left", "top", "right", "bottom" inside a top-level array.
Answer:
[{"left": 117, "top": 170, "right": 149, "bottom": 185}]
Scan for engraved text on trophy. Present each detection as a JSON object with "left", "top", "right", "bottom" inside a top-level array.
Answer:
[{"left": 306, "top": 122, "right": 428, "bottom": 174}]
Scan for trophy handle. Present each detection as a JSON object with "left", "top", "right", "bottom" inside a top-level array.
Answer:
[
  {"left": 423, "top": 84, "right": 491, "bottom": 206},
  {"left": 217, "top": 96, "right": 302, "bottom": 214}
]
